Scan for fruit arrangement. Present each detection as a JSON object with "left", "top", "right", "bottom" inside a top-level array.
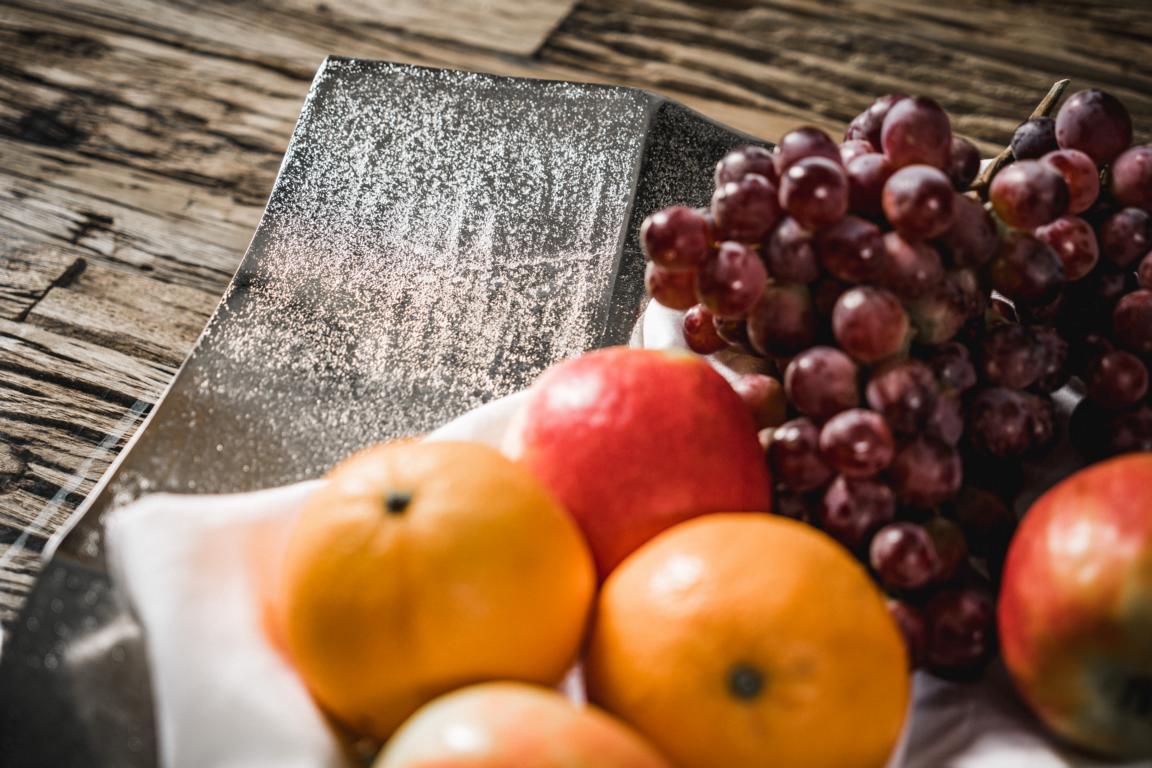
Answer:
[{"left": 641, "top": 83, "right": 1152, "bottom": 687}]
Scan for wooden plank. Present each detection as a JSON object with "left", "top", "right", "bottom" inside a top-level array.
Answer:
[{"left": 0, "top": 242, "right": 86, "bottom": 322}]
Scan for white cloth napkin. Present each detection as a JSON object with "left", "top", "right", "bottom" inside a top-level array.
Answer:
[{"left": 105, "top": 302, "right": 1148, "bottom": 768}]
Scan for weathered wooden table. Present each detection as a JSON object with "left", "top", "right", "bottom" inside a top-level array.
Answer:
[{"left": 1, "top": 0, "right": 1151, "bottom": 635}]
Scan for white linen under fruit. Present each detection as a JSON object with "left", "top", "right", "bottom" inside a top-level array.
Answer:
[{"left": 104, "top": 302, "right": 1147, "bottom": 768}]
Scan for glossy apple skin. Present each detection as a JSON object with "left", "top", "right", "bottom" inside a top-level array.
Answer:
[
  {"left": 505, "top": 347, "right": 772, "bottom": 580},
  {"left": 999, "top": 453, "right": 1152, "bottom": 759}
]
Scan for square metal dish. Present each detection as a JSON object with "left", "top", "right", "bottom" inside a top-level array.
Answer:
[{"left": 0, "top": 58, "right": 760, "bottom": 765}]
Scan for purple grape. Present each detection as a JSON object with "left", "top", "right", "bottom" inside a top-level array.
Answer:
[
  {"left": 935, "top": 194, "right": 998, "bottom": 268},
  {"left": 1114, "top": 289, "right": 1152, "bottom": 357},
  {"left": 881, "top": 96, "right": 952, "bottom": 170},
  {"left": 947, "top": 267, "right": 987, "bottom": 320},
  {"left": 923, "top": 588, "right": 996, "bottom": 679},
  {"left": 840, "top": 139, "right": 875, "bottom": 166},
  {"left": 812, "top": 277, "right": 849, "bottom": 319},
  {"left": 923, "top": 517, "right": 968, "bottom": 583},
  {"left": 763, "top": 216, "right": 821, "bottom": 284},
  {"left": 928, "top": 342, "right": 977, "bottom": 393},
  {"left": 1033, "top": 326, "right": 1070, "bottom": 392},
  {"left": 1034, "top": 215, "right": 1099, "bottom": 281},
  {"left": 1055, "top": 89, "right": 1133, "bottom": 165},
  {"left": 775, "top": 126, "right": 841, "bottom": 174},
  {"left": 746, "top": 283, "right": 817, "bottom": 357},
  {"left": 1139, "top": 252, "right": 1152, "bottom": 290},
  {"left": 1110, "top": 145, "right": 1152, "bottom": 211},
  {"left": 1098, "top": 207, "right": 1151, "bottom": 268},
  {"left": 889, "top": 437, "right": 962, "bottom": 508},
  {"left": 732, "top": 373, "right": 788, "bottom": 430},
  {"left": 713, "top": 312, "right": 751, "bottom": 349},
  {"left": 950, "top": 486, "right": 1015, "bottom": 563},
  {"left": 715, "top": 145, "right": 778, "bottom": 187},
  {"left": 990, "top": 232, "right": 1064, "bottom": 306},
  {"left": 1040, "top": 148, "right": 1100, "bottom": 215},
  {"left": 845, "top": 152, "right": 894, "bottom": 216},
  {"left": 779, "top": 157, "right": 849, "bottom": 230},
  {"left": 772, "top": 487, "right": 813, "bottom": 522},
  {"left": 1063, "top": 264, "right": 1136, "bottom": 333},
  {"left": 818, "top": 408, "right": 895, "bottom": 478},
  {"left": 784, "top": 346, "right": 860, "bottom": 422},
  {"left": 768, "top": 418, "right": 833, "bottom": 492},
  {"left": 1107, "top": 404, "right": 1152, "bottom": 456},
  {"left": 832, "top": 286, "right": 910, "bottom": 363},
  {"left": 816, "top": 216, "right": 885, "bottom": 284},
  {"left": 883, "top": 165, "right": 956, "bottom": 240},
  {"left": 696, "top": 241, "right": 767, "bottom": 317},
  {"left": 866, "top": 359, "right": 938, "bottom": 435},
  {"left": 905, "top": 279, "right": 967, "bottom": 345},
  {"left": 1010, "top": 117, "right": 1058, "bottom": 160},
  {"left": 979, "top": 323, "right": 1042, "bottom": 389},
  {"left": 712, "top": 173, "right": 781, "bottom": 243},
  {"left": 989, "top": 160, "right": 1069, "bottom": 230},
  {"left": 879, "top": 232, "right": 945, "bottom": 300},
  {"left": 948, "top": 136, "right": 981, "bottom": 190},
  {"left": 645, "top": 262, "right": 697, "bottom": 310},
  {"left": 927, "top": 391, "right": 964, "bottom": 445},
  {"left": 846, "top": 93, "right": 908, "bottom": 147},
  {"left": 641, "top": 205, "right": 711, "bottom": 269},
  {"left": 1085, "top": 350, "right": 1149, "bottom": 409},
  {"left": 871, "top": 523, "right": 941, "bottom": 591},
  {"left": 682, "top": 304, "right": 728, "bottom": 354},
  {"left": 818, "top": 475, "right": 896, "bottom": 552},
  {"left": 888, "top": 600, "right": 928, "bottom": 668},
  {"left": 967, "top": 387, "right": 1040, "bottom": 458}
]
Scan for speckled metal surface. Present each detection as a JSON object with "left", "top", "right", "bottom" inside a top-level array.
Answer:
[{"left": 0, "top": 58, "right": 764, "bottom": 765}]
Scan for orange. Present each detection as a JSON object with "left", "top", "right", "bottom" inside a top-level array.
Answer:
[
  {"left": 279, "top": 440, "right": 596, "bottom": 741},
  {"left": 585, "top": 513, "right": 909, "bottom": 768}
]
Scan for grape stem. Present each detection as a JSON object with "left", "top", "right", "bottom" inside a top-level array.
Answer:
[{"left": 970, "top": 79, "right": 1072, "bottom": 199}]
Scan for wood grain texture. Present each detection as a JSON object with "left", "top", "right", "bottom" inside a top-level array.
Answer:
[{"left": 0, "top": 0, "right": 1150, "bottom": 631}]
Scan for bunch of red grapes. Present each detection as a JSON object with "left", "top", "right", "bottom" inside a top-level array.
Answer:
[{"left": 641, "top": 87, "right": 1151, "bottom": 680}]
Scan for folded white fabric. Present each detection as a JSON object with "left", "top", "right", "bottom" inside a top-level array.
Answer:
[{"left": 105, "top": 303, "right": 1147, "bottom": 768}]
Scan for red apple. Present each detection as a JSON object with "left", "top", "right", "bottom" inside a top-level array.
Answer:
[
  {"left": 999, "top": 453, "right": 1152, "bottom": 759},
  {"left": 505, "top": 347, "right": 772, "bottom": 579}
]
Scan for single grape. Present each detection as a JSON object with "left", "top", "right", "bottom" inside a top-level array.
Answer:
[
  {"left": 845, "top": 152, "right": 894, "bottom": 216},
  {"left": 883, "top": 165, "right": 956, "bottom": 240},
  {"left": 990, "top": 232, "right": 1064, "bottom": 306},
  {"left": 641, "top": 205, "right": 712, "bottom": 270},
  {"left": 905, "top": 279, "right": 967, "bottom": 345},
  {"left": 989, "top": 160, "right": 1069, "bottom": 230},
  {"left": 870, "top": 522, "right": 941, "bottom": 591},
  {"left": 934, "top": 194, "right": 998, "bottom": 268},
  {"left": 1107, "top": 404, "right": 1152, "bottom": 456},
  {"left": 645, "top": 262, "right": 697, "bottom": 310},
  {"left": 846, "top": 93, "right": 908, "bottom": 147},
  {"left": 1034, "top": 215, "right": 1099, "bottom": 281},
  {"left": 1110, "top": 145, "right": 1152, "bottom": 211},
  {"left": 779, "top": 157, "right": 849, "bottom": 230},
  {"left": 879, "top": 232, "right": 945, "bottom": 300},
  {"left": 1114, "top": 289, "right": 1152, "bottom": 357},
  {"left": 947, "top": 267, "right": 987, "bottom": 320},
  {"left": 1067, "top": 331, "right": 1115, "bottom": 377},
  {"left": 889, "top": 437, "right": 963, "bottom": 508},
  {"left": 1139, "top": 252, "right": 1152, "bottom": 290},
  {"left": 772, "top": 487, "right": 813, "bottom": 522},
  {"left": 966, "top": 387, "right": 1039, "bottom": 458},
  {"left": 840, "top": 138, "right": 875, "bottom": 166},
  {"left": 1055, "top": 88, "right": 1133, "bottom": 165},
  {"left": 923, "top": 588, "right": 997, "bottom": 679},
  {"left": 923, "top": 517, "right": 968, "bottom": 583},
  {"left": 1010, "top": 117, "right": 1058, "bottom": 160},
  {"left": 1085, "top": 350, "right": 1149, "bottom": 409},
  {"left": 732, "top": 373, "right": 789, "bottom": 429},
  {"left": 681, "top": 305, "right": 729, "bottom": 354},
  {"left": 832, "top": 286, "right": 910, "bottom": 363},
  {"left": 818, "top": 408, "right": 895, "bottom": 478},
  {"left": 928, "top": 342, "right": 977, "bottom": 393},
  {"left": 696, "top": 241, "right": 767, "bottom": 317},
  {"left": 1098, "top": 207, "right": 1151, "bottom": 268},
  {"left": 926, "top": 391, "right": 964, "bottom": 445},
  {"left": 712, "top": 174, "right": 781, "bottom": 243},
  {"left": 713, "top": 312, "right": 751, "bottom": 349},
  {"left": 1026, "top": 391, "right": 1058, "bottom": 453},
  {"left": 818, "top": 475, "right": 896, "bottom": 552},
  {"left": 881, "top": 96, "right": 952, "bottom": 170},
  {"left": 715, "top": 145, "right": 778, "bottom": 186},
  {"left": 1040, "top": 148, "right": 1100, "bottom": 215},
  {"left": 775, "top": 126, "right": 841, "bottom": 174},
  {"left": 866, "top": 359, "right": 938, "bottom": 435},
  {"left": 979, "top": 323, "right": 1042, "bottom": 389},
  {"left": 746, "top": 283, "right": 817, "bottom": 357},
  {"left": 816, "top": 216, "right": 885, "bottom": 284},
  {"left": 763, "top": 217, "right": 821, "bottom": 284},
  {"left": 947, "top": 136, "right": 981, "bottom": 190},
  {"left": 887, "top": 600, "right": 928, "bottom": 669},
  {"left": 784, "top": 346, "right": 860, "bottom": 422},
  {"left": 767, "top": 418, "right": 834, "bottom": 491},
  {"left": 1033, "top": 325, "right": 1071, "bottom": 392}
]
